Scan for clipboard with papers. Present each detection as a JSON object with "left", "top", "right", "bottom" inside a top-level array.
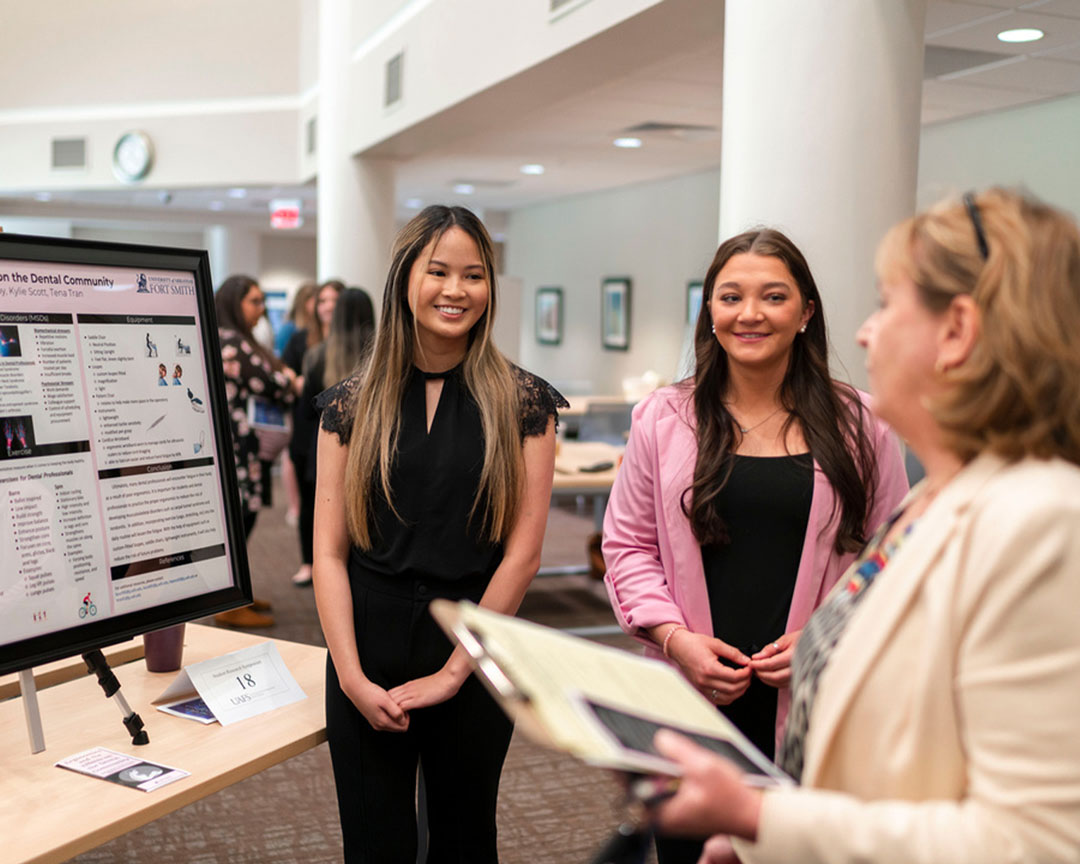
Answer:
[{"left": 429, "top": 600, "right": 792, "bottom": 786}]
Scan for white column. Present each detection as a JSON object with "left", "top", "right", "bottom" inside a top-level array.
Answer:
[
  {"left": 203, "top": 225, "right": 260, "bottom": 290},
  {"left": 317, "top": 0, "right": 395, "bottom": 309},
  {"left": 719, "top": 0, "right": 927, "bottom": 387}
]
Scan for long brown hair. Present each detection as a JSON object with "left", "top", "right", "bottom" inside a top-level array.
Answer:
[
  {"left": 877, "top": 188, "right": 1080, "bottom": 465},
  {"left": 308, "top": 279, "right": 344, "bottom": 349},
  {"left": 317, "top": 287, "right": 375, "bottom": 386},
  {"left": 685, "top": 229, "right": 878, "bottom": 554},
  {"left": 344, "top": 206, "right": 522, "bottom": 549},
  {"left": 214, "top": 274, "right": 282, "bottom": 371}
]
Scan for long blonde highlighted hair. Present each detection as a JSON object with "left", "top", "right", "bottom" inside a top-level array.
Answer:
[
  {"left": 876, "top": 187, "right": 1080, "bottom": 464},
  {"left": 344, "top": 206, "right": 522, "bottom": 548}
]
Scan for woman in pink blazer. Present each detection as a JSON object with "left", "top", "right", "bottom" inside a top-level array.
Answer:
[
  {"left": 652, "top": 190, "right": 1080, "bottom": 864},
  {"left": 603, "top": 229, "right": 908, "bottom": 864}
]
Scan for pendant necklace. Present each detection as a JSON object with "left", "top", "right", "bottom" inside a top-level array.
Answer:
[{"left": 730, "top": 405, "right": 784, "bottom": 435}]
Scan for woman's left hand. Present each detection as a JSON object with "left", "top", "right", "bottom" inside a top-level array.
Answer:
[
  {"left": 748, "top": 629, "right": 801, "bottom": 688},
  {"left": 388, "top": 668, "right": 463, "bottom": 711},
  {"left": 651, "top": 730, "right": 761, "bottom": 841}
]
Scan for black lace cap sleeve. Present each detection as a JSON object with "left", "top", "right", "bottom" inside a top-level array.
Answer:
[
  {"left": 316, "top": 373, "right": 362, "bottom": 445},
  {"left": 513, "top": 365, "right": 569, "bottom": 439}
]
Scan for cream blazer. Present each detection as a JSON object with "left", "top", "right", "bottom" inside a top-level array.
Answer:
[{"left": 733, "top": 453, "right": 1080, "bottom": 864}]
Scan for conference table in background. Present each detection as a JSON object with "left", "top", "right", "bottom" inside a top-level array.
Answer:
[{"left": 0, "top": 624, "right": 327, "bottom": 864}]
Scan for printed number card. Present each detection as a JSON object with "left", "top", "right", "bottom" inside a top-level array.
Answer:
[{"left": 153, "top": 642, "right": 306, "bottom": 725}]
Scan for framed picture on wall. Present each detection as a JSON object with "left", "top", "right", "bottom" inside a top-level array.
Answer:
[
  {"left": 601, "top": 277, "right": 631, "bottom": 351},
  {"left": 686, "top": 280, "right": 703, "bottom": 327},
  {"left": 535, "top": 286, "right": 563, "bottom": 345}
]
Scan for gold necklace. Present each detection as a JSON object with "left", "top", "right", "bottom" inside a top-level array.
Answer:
[{"left": 728, "top": 404, "right": 785, "bottom": 434}]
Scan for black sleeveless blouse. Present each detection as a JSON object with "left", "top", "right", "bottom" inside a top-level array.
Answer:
[{"left": 318, "top": 364, "right": 566, "bottom": 583}]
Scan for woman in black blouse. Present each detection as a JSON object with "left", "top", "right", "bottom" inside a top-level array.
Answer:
[{"left": 313, "top": 206, "right": 566, "bottom": 863}]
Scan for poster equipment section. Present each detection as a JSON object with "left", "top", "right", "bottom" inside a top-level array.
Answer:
[{"left": 0, "top": 234, "right": 252, "bottom": 679}]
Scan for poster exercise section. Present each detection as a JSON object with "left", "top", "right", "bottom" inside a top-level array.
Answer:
[{"left": 0, "top": 243, "right": 244, "bottom": 670}]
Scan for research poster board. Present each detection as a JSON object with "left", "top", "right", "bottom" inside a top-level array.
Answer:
[{"left": 0, "top": 234, "right": 251, "bottom": 676}]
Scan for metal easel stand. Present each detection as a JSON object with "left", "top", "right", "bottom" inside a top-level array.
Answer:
[{"left": 19, "top": 669, "right": 46, "bottom": 754}]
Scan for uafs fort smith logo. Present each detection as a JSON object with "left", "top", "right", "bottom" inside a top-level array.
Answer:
[{"left": 137, "top": 273, "right": 195, "bottom": 296}]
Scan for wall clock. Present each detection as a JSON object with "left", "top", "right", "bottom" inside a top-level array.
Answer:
[{"left": 112, "top": 131, "right": 154, "bottom": 182}]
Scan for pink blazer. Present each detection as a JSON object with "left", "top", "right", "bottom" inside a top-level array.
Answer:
[{"left": 602, "top": 384, "right": 909, "bottom": 746}]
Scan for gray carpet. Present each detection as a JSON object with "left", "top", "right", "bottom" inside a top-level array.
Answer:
[{"left": 72, "top": 486, "right": 655, "bottom": 863}]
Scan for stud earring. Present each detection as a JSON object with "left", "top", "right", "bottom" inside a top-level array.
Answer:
[
  {"left": 799, "top": 324, "right": 807, "bottom": 333},
  {"left": 711, "top": 324, "right": 716, "bottom": 334}
]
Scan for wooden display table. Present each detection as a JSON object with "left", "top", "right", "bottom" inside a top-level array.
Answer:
[
  {"left": 552, "top": 440, "right": 623, "bottom": 525},
  {"left": 0, "top": 624, "right": 327, "bottom": 864}
]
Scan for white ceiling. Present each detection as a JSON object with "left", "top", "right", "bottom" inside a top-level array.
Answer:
[{"left": 4, "top": 0, "right": 1080, "bottom": 227}]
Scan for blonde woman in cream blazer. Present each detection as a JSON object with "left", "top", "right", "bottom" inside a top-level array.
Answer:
[{"left": 651, "top": 189, "right": 1080, "bottom": 864}]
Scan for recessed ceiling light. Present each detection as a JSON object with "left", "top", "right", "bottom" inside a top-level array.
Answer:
[
  {"left": 613, "top": 137, "right": 643, "bottom": 149},
  {"left": 34, "top": 192, "right": 52, "bottom": 202},
  {"left": 520, "top": 163, "right": 545, "bottom": 175},
  {"left": 227, "top": 188, "right": 247, "bottom": 199},
  {"left": 405, "top": 197, "right": 423, "bottom": 209},
  {"left": 208, "top": 201, "right": 225, "bottom": 211},
  {"left": 453, "top": 183, "right": 475, "bottom": 195},
  {"left": 997, "top": 27, "right": 1044, "bottom": 43}
]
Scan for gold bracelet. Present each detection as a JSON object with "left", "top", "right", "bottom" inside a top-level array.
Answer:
[{"left": 661, "top": 624, "right": 687, "bottom": 658}]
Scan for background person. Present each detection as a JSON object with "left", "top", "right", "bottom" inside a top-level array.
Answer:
[
  {"left": 276, "top": 280, "right": 318, "bottom": 529},
  {"left": 274, "top": 279, "right": 318, "bottom": 357},
  {"left": 281, "top": 280, "right": 339, "bottom": 530},
  {"left": 289, "top": 286, "right": 376, "bottom": 587},
  {"left": 285, "top": 278, "right": 345, "bottom": 586},
  {"left": 214, "top": 274, "right": 298, "bottom": 628},
  {"left": 282, "top": 278, "right": 343, "bottom": 377},
  {"left": 602, "top": 229, "right": 908, "bottom": 863},
  {"left": 312, "top": 205, "right": 565, "bottom": 862},
  {"left": 651, "top": 188, "right": 1080, "bottom": 864}
]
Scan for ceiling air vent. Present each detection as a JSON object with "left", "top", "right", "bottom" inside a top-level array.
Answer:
[
  {"left": 449, "top": 179, "right": 515, "bottom": 190},
  {"left": 385, "top": 52, "right": 403, "bottom": 108},
  {"left": 620, "top": 122, "right": 718, "bottom": 141},
  {"left": 51, "top": 137, "right": 87, "bottom": 169},
  {"left": 924, "top": 45, "right": 1011, "bottom": 79},
  {"left": 306, "top": 116, "right": 317, "bottom": 156}
]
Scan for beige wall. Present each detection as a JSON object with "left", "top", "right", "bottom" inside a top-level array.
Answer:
[
  {"left": 344, "top": 0, "right": 666, "bottom": 153},
  {"left": 508, "top": 169, "right": 719, "bottom": 395},
  {"left": 0, "top": 0, "right": 303, "bottom": 192}
]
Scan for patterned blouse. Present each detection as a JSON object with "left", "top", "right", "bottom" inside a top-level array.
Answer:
[
  {"left": 778, "top": 510, "right": 913, "bottom": 780},
  {"left": 219, "top": 328, "right": 294, "bottom": 513}
]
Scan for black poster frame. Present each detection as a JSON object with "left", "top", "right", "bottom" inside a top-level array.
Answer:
[{"left": 0, "top": 233, "right": 252, "bottom": 676}]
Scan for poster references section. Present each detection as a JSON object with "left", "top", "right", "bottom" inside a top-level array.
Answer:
[{"left": 0, "top": 258, "right": 235, "bottom": 651}]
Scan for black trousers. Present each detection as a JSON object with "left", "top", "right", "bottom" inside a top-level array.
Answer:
[
  {"left": 292, "top": 449, "right": 315, "bottom": 565},
  {"left": 326, "top": 566, "right": 513, "bottom": 863}
]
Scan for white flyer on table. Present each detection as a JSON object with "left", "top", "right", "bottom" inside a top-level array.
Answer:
[
  {"left": 56, "top": 747, "right": 189, "bottom": 792},
  {"left": 153, "top": 641, "right": 305, "bottom": 726}
]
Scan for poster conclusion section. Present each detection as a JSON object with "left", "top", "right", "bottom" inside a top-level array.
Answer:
[{"left": 0, "top": 257, "right": 233, "bottom": 649}]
